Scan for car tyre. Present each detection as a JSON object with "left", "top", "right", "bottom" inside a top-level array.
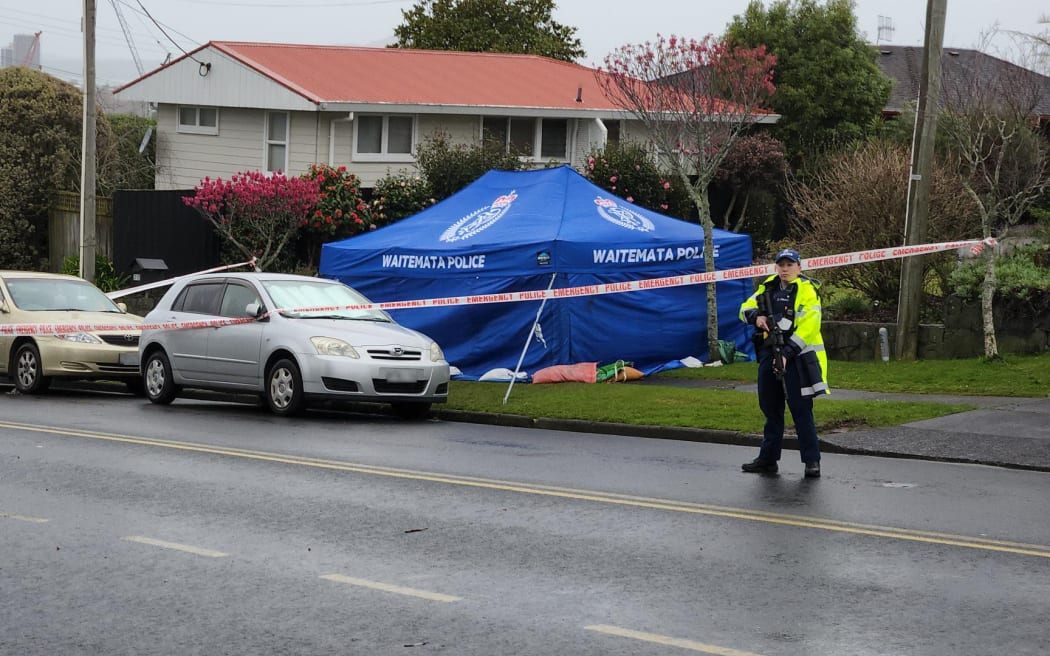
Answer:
[
  {"left": 391, "top": 402, "right": 432, "bottom": 421},
  {"left": 266, "top": 358, "right": 305, "bottom": 416},
  {"left": 144, "top": 350, "right": 179, "bottom": 405},
  {"left": 13, "top": 342, "right": 50, "bottom": 394}
]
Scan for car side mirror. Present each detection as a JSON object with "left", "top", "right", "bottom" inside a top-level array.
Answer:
[
  {"left": 116, "top": 302, "right": 128, "bottom": 313},
  {"left": 245, "top": 302, "right": 266, "bottom": 319},
  {"left": 0, "top": 300, "right": 8, "bottom": 313}
]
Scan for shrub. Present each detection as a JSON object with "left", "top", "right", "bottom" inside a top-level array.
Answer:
[
  {"left": 61, "top": 254, "right": 129, "bottom": 293},
  {"left": 788, "top": 140, "right": 981, "bottom": 315},
  {"left": 949, "top": 243, "right": 1050, "bottom": 311},
  {"left": 579, "top": 142, "right": 692, "bottom": 220},
  {"left": 0, "top": 67, "right": 83, "bottom": 270},
  {"left": 371, "top": 172, "right": 436, "bottom": 226},
  {"left": 414, "top": 132, "right": 528, "bottom": 201},
  {"left": 298, "top": 164, "right": 373, "bottom": 266}
]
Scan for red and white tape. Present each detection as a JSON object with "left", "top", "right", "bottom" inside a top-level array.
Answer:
[{"left": 2, "top": 239, "right": 994, "bottom": 338}]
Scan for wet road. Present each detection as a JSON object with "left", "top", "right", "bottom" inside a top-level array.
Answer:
[{"left": 2, "top": 387, "right": 1049, "bottom": 655}]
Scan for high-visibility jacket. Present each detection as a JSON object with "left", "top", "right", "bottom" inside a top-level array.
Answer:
[{"left": 739, "top": 274, "right": 829, "bottom": 397}]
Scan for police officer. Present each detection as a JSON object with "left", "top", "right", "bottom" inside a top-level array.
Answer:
[{"left": 738, "top": 248, "right": 828, "bottom": 477}]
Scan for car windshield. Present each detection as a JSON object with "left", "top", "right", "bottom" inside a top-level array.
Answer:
[
  {"left": 4, "top": 277, "right": 123, "bottom": 312},
  {"left": 261, "top": 279, "right": 390, "bottom": 321}
]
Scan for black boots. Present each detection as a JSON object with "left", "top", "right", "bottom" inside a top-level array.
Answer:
[{"left": 741, "top": 458, "right": 778, "bottom": 474}]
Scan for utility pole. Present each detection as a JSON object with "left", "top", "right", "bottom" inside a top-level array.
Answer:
[
  {"left": 895, "top": 0, "right": 946, "bottom": 360},
  {"left": 79, "top": 0, "right": 97, "bottom": 283}
]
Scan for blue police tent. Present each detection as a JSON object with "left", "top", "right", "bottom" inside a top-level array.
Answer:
[{"left": 320, "top": 166, "right": 754, "bottom": 380}]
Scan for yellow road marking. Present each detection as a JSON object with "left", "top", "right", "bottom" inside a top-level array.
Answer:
[
  {"left": 320, "top": 574, "right": 461, "bottom": 602},
  {"left": 1, "top": 512, "right": 49, "bottom": 523},
  {"left": 586, "top": 624, "right": 764, "bottom": 655},
  {"left": 122, "top": 535, "right": 229, "bottom": 558},
  {"left": 4, "top": 419, "right": 1050, "bottom": 559}
]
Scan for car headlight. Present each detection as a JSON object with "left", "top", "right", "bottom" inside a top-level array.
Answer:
[
  {"left": 430, "top": 342, "right": 445, "bottom": 362},
  {"left": 311, "top": 336, "right": 359, "bottom": 358},
  {"left": 56, "top": 332, "right": 102, "bottom": 344}
]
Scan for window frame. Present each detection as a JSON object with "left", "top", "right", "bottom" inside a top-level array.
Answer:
[
  {"left": 480, "top": 116, "right": 571, "bottom": 161},
  {"left": 264, "top": 111, "right": 289, "bottom": 173},
  {"left": 172, "top": 282, "right": 225, "bottom": 315},
  {"left": 352, "top": 114, "right": 416, "bottom": 163},
  {"left": 177, "top": 106, "right": 219, "bottom": 135}
]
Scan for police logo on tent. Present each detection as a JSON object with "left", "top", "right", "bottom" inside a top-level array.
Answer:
[
  {"left": 440, "top": 191, "right": 518, "bottom": 243},
  {"left": 594, "top": 197, "right": 655, "bottom": 232}
]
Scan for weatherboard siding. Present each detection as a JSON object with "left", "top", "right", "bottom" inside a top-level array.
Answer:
[{"left": 155, "top": 105, "right": 272, "bottom": 189}]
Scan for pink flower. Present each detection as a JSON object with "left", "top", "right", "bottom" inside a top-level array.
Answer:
[
  {"left": 609, "top": 175, "right": 618, "bottom": 183},
  {"left": 663, "top": 181, "right": 671, "bottom": 190},
  {"left": 626, "top": 196, "right": 634, "bottom": 203}
]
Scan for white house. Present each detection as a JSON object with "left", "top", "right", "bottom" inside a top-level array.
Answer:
[
  {"left": 116, "top": 41, "right": 781, "bottom": 191},
  {"left": 115, "top": 41, "right": 672, "bottom": 190}
]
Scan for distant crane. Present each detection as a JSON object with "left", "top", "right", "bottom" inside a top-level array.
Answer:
[
  {"left": 109, "top": 0, "right": 143, "bottom": 75},
  {"left": 20, "top": 31, "right": 41, "bottom": 68}
]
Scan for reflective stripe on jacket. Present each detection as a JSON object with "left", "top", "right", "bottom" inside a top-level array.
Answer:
[{"left": 739, "top": 274, "right": 829, "bottom": 396}]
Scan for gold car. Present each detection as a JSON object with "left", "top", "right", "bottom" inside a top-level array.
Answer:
[{"left": 0, "top": 271, "right": 143, "bottom": 394}]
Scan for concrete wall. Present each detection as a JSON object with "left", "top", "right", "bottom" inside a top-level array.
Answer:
[{"left": 824, "top": 296, "right": 1050, "bottom": 360}]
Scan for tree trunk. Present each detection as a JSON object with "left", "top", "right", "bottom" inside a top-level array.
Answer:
[
  {"left": 730, "top": 191, "right": 751, "bottom": 233},
  {"left": 721, "top": 189, "right": 738, "bottom": 230},
  {"left": 981, "top": 247, "right": 999, "bottom": 359},
  {"left": 692, "top": 187, "right": 719, "bottom": 361}
]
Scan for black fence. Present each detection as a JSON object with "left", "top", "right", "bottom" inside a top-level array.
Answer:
[{"left": 112, "top": 189, "right": 220, "bottom": 280}]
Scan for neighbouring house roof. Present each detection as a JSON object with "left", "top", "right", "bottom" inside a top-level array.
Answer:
[
  {"left": 114, "top": 41, "right": 778, "bottom": 121},
  {"left": 876, "top": 45, "right": 1050, "bottom": 119}
]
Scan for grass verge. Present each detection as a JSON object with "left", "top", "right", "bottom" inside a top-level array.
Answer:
[
  {"left": 652, "top": 353, "right": 1050, "bottom": 397},
  {"left": 446, "top": 381, "right": 973, "bottom": 434}
]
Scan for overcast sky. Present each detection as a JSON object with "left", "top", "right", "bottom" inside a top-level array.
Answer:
[{"left": 3, "top": 0, "right": 1048, "bottom": 86}]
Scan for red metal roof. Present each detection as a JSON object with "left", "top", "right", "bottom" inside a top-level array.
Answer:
[
  {"left": 115, "top": 41, "right": 776, "bottom": 120},
  {"left": 161, "top": 41, "right": 622, "bottom": 110}
]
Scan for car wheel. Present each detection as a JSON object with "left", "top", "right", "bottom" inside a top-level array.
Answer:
[
  {"left": 143, "top": 351, "right": 179, "bottom": 405},
  {"left": 13, "top": 342, "right": 50, "bottom": 394},
  {"left": 391, "top": 402, "right": 432, "bottom": 421},
  {"left": 266, "top": 358, "right": 305, "bottom": 416}
]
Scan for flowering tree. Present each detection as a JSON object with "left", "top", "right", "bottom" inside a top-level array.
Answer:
[
  {"left": 596, "top": 34, "right": 776, "bottom": 358},
  {"left": 183, "top": 170, "right": 319, "bottom": 271},
  {"left": 300, "top": 164, "right": 373, "bottom": 265}
]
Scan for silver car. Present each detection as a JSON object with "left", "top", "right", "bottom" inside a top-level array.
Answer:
[{"left": 139, "top": 273, "right": 449, "bottom": 418}]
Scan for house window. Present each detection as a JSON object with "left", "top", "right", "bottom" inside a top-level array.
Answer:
[
  {"left": 483, "top": 116, "right": 535, "bottom": 155},
  {"left": 540, "top": 119, "right": 568, "bottom": 159},
  {"left": 177, "top": 106, "right": 219, "bottom": 135},
  {"left": 354, "top": 115, "right": 415, "bottom": 161},
  {"left": 482, "top": 116, "right": 569, "bottom": 160},
  {"left": 605, "top": 120, "right": 621, "bottom": 147},
  {"left": 265, "top": 112, "right": 288, "bottom": 173}
]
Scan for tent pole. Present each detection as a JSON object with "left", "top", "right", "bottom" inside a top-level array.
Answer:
[{"left": 503, "top": 272, "right": 558, "bottom": 405}]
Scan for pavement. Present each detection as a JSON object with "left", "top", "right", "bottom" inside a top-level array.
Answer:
[{"left": 436, "top": 378, "right": 1050, "bottom": 473}]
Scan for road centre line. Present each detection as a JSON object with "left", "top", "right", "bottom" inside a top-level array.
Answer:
[
  {"left": 1, "top": 511, "right": 49, "bottom": 523},
  {"left": 586, "top": 624, "right": 764, "bottom": 656},
  {"left": 320, "top": 574, "right": 461, "bottom": 602},
  {"left": 3, "top": 419, "right": 1050, "bottom": 559},
  {"left": 122, "top": 535, "right": 229, "bottom": 558}
]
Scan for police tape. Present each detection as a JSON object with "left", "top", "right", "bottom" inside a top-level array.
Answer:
[
  {"left": 105, "top": 257, "right": 260, "bottom": 300},
  {"left": 1, "top": 238, "right": 994, "bottom": 338}
]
